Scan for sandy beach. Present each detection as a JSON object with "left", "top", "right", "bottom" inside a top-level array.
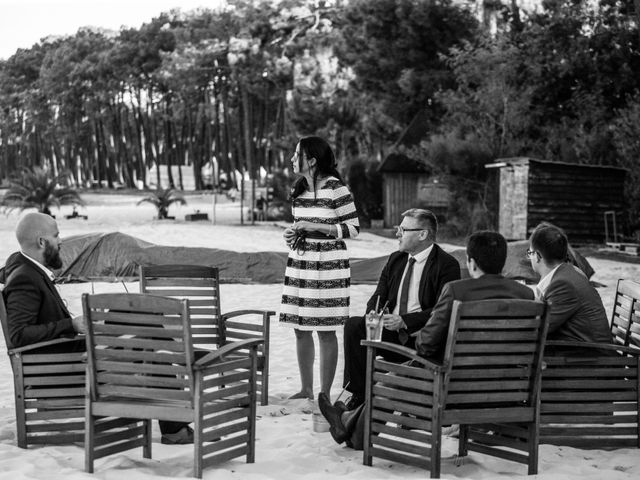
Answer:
[{"left": 0, "top": 192, "right": 639, "bottom": 479}]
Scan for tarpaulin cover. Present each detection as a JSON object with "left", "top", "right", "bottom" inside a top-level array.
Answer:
[{"left": 53, "top": 232, "right": 594, "bottom": 285}]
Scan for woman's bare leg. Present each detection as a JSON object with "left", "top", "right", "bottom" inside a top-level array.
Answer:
[
  {"left": 318, "top": 330, "right": 338, "bottom": 399},
  {"left": 290, "top": 329, "right": 315, "bottom": 399}
]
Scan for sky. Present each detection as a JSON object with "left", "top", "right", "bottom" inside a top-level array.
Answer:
[{"left": 0, "top": 0, "right": 225, "bottom": 60}]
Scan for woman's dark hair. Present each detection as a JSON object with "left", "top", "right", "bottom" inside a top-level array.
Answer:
[{"left": 291, "top": 136, "right": 343, "bottom": 199}]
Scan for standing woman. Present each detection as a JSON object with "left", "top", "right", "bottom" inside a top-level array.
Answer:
[{"left": 280, "top": 136, "right": 360, "bottom": 400}]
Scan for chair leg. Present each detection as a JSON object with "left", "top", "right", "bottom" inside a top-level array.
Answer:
[
  {"left": 143, "top": 420, "right": 152, "bottom": 459},
  {"left": 527, "top": 421, "right": 539, "bottom": 475},
  {"left": 458, "top": 425, "right": 469, "bottom": 457},
  {"left": 14, "top": 393, "right": 27, "bottom": 449},
  {"left": 260, "top": 365, "right": 269, "bottom": 406},
  {"left": 85, "top": 406, "right": 95, "bottom": 473},
  {"left": 12, "top": 360, "right": 27, "bottom": 449},
  {"left": 430, "top": 427, "right": 442, "bottom": 478}
]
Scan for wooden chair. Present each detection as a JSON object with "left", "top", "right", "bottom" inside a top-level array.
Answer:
[
  {"left": 362, "top": 299, "right": 548, "bottom": 478},
  {"left": 83, "top": 293, "right": 261, "bottom": 478},
  {"left": 0, "top": 290, "right": 85, "bottom": 448},
  {"left": 139, "top": 264, "right": 273, "bottom": 405},
  {"left": 540, "top": 278, "right": 640, "bottom": 448}
]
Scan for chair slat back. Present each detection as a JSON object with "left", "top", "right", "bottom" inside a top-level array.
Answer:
[
  {"left": 139, "top": 265, "right": 224, "bottom": 349},
  {"left": 442, "top": 299, "right": 548, "bottom": 410},
  {"left": 83, "top": 293, "right": 193, "bottom": 405},
  {"left": 611, "top": 279, "right": 640, "bottom": 349}
]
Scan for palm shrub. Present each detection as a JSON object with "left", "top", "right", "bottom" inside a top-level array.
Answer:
[
  {"left": 137, "top": 188, "right": 187, "bottom": 219},
  {"left": 1, "top": 166, "right": 84, "bottom": 215}
]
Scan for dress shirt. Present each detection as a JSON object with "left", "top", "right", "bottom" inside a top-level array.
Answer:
[
  {"left": 392, "top": 244, "right": 433, "bottom": 316},
  {"left": 536, "top": 263, "right": 562, "bottom": 299}
]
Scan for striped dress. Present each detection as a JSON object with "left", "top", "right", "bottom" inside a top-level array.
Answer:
[{"left": 279, "top": 176, "right": 360, "bottom": 330}]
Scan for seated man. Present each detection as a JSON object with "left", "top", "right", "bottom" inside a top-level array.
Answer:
[
  {"left": 320, "top": 230, "right": 535, "bottom": 447},
  {"left": 0, "top": 212, "right": 193, "bottom": 444},
  {"left": 342, "top": 208, "right": 461, "bottom": 409},
  {"left": 527, "top": 222, "right": 613, "bottom": 352}
]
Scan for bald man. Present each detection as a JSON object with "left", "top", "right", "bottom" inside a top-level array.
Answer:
[
  {"left": 1, "top": 213, "right": 197, "bottom": 444},
  {"left": 1, "top": 212, "right": 84, "bottom": 349}
]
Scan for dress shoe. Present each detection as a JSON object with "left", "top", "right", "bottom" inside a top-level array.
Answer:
[
  {"left": 161, "top": 426, "right": 194, "bottom": 445},
  {"left": 334, "top": 400, "right": 348, "bottom": 413},
  {"left": 318, "top": 392, "right": 349, "bottom": 444}
]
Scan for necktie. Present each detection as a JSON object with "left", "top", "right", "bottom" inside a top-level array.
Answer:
[
  {"left": 397, "top": 257, "right": 416, "bottom": 345},
  {"left": 398, "top": 257, "right": 416, "bottom": 315}
]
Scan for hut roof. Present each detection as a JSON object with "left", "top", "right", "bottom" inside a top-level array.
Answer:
[
  {"left": 487, "top": 157, "right": 627, "bottom": 172},
  {"left": 380, "top": 110, "right": 431, "bottom": 174},
  {"left": 379, "top": 153, "right": 430, "bottom": 173}
]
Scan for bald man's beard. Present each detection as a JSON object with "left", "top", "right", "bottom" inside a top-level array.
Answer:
[{"left": 43, "top": 240, "right": 63, "bottom": 270}]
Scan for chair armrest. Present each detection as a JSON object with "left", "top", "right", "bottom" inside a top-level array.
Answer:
[
  {"left": 222, "top": 309, "right": 275, "bottom": 320},
  {"left": 8, "top": 336, "right": 84, "bottom": 355},
  {"left": 193, "top": 338, "right": 264, "bottom": 370},
  {"left": 546, "top": 340, "right": 640, "bottom": 356},
  {"left": 361, "top": 340, "right": 444, "bottom": 372}
]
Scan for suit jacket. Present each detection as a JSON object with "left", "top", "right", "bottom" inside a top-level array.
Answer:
[
  {"left": 544, "top": 262, "right": 612, "bottom": 344},
  {"left": 415, "top": 274, "right": 535, "bottom": 359},
  {"left": 0, "top": 251, "right": 74, "bottom": 348},
  {"left": 366, "top": 244, "right": 461, "bottom": 337}
]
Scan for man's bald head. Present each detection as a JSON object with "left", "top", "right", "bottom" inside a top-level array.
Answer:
[
  {"left": 16, "top": 213, "right": 58, "bottom": 250},
  {"left": 15, "top": 213, "right": 62, "bottom": 269}
]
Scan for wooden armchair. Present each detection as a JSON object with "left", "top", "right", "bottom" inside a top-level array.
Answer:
[
  {"left": 0, "top": 291, "right": 85, "bottom": 448},
  {"left": 139, "top": 264, "right": 273, "bottom": 405},
  {"left": 82, "top": 293, "right": 261, "bottom": 478},
  {"left": 540, "top": 278, "right": 640, "bottom": 448},
  {"left": 362, "top": 299, "right": 548, "bottom": 478}
]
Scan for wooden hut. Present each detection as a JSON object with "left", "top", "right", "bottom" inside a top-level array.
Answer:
[
  {"left": 379, "top": 110, "right": 450, "bottom": 227},
  {"left": 487, "top": 157, "right": 626, "bottom": 244}
]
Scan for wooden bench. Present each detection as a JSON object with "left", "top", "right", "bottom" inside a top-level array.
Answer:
[
  {"left": 540, "top": 279, "right": 640, "bottom": 448},
  {"left": 83, "top": 293, "right": 262, "bottom": 478},
  {"left": 139, "top": 264, "right": 273, "bottom": 405},
  {"left": 362, "top": 299, "right": 548, "bottom": 478}
]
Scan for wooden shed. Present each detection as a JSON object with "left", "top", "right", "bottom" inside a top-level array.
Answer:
[
  {"left": 487, "top": 157, "right": 626, "bottom": 244},
  {"left": 379, "top": 110, "right": 450, "bottom": 227}
]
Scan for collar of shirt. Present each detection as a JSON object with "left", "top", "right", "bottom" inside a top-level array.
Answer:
[
  {"left": 410, "top": 243, "right": 433, "bottom": 265},
  {"left": 536, "top": 263, "right": 562, "bottom": 297},
  {"left": 21, "top": 251, "right": 55, "bottom": 282}
]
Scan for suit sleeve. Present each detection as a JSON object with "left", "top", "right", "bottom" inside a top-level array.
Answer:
[
  {"left": 366, "top": 256, "right": 392, "bottom": 314},
  {"left": 414, "top": 283, "right": 455, "bottom": 358},
  {"left": 402, "top": 257, "right": 461, "bottom": 332},
  {"left": 4, "top": 273, "right": 74, "bottom": 348},
  {"left": 544, "top": 279, "right": 579, "bottom": 334}
]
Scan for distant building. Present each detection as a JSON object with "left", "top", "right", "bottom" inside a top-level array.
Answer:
[
  {"left": 378, "top": 110, "right": 451, "bottom": 227},
  {"left": 487, "top": 157, "right": 626, "bottom": 244}
]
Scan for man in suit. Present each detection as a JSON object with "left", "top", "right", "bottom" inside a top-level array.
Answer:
[
  {"left": 414, "top": 230, "right": 535, "bottom": 359},
  {"left": 1, "top": 212, "right": 194, "bottom": 444},
  {"left": 342, "top": 208, "right": 461, "bottom": 409},
  {"left": 320, "top": 230, "right": 536, "bottom": 447},
  {"left": 527, "top": 222, "right": 613, "bottom": 350},
  {"left": 1, "top": 212, "right": 84, "bottom": 350}
]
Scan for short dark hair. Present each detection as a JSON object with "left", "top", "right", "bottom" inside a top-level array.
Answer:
[
  {"left": 529, "top": 222, "right": 568, "bottom": 263},
  {"left": 466, "top": 230, "right": 507, "bottom": 274},
  {"left": 402, "top": 208, "right": 438, "bottom": 240}
]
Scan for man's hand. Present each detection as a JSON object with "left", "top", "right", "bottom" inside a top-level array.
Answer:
[
  {"left": 382, "top": 314, "right": 406, "bottom": 331},
  {"left": 71, "top": 315, "right": 86, "bottom": 334}
]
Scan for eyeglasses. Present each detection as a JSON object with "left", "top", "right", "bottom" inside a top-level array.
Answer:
[
  {"left": 395, "top": 225, "right": 426, "bottom": 236},
  {"left": 525, "top": 248, "right": 538, "bottom": 259}
]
